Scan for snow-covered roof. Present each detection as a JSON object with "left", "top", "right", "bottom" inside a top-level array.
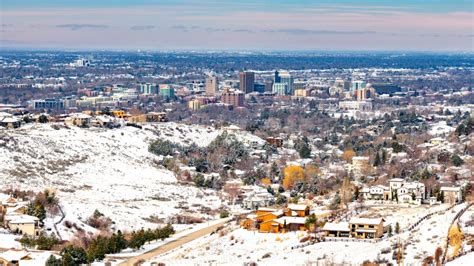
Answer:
[
  {"left": 257, "top": 207, "right": 278, "bottom": 212},
  {"left": 5, "top": 214, "right": 39, "bottom": 224},
  {"left": 273, "top": 216, "right": 307, "bottom": 225},
  {"left": 349, "top": 217, "right": 383, "bottom": 225},
  {"left": 0, "top": 250, "right": 30, "bottom": 262},
  {"left": 390, "top": 178, "right": 404, "bottom": 182},
  {"left": 322, "top": 222, "right": 350, "bottom": 232},
  {"left": 440, "top": 186, "right": 461, "bottom": 192},
  {"left": 287, "top": 204, "right": 309, "bottom": 211}
]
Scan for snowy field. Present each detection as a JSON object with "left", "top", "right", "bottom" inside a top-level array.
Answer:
[{"left": 0, "top": 123, "right": 262, "bottom": 239}]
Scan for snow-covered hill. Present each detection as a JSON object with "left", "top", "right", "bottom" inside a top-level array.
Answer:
[{"left": 0, "top": 122, "right": 263, "bottom": 236}]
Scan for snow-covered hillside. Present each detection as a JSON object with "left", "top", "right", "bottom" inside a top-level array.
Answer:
[{"left": 0, "top": 122, "right": 263, "bottom": 237}]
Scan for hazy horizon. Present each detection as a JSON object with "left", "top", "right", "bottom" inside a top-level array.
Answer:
[{"left": 1, "top": 0, "right": 473, "bottom": 51}]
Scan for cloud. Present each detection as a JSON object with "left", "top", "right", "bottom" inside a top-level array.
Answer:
[
  {"left": 56, "top": 24, "right": 108, "bottom": 31},
  {"left": 274, "top": 29, "right": 376, "bottom": 35},
  {"left": 130, "top": 25, "right": 156, "bottom": 31}
]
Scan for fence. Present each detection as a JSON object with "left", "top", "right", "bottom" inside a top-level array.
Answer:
[{"left": 441, "top": 202, "right": 473, "bottom": 263}]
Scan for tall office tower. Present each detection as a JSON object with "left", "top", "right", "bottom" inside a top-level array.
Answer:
[
  {"left": 272, "top": 83, "right": 288, "bottom": 96},
  {"left": 205, "top": 76, "right": 219, "bottom": 96},
  {"left": 139, "top": 83, "right": 158, "bottom": 95},
  {"left": 278, "top": 70, "right": 294, "bottom": 95},
  {"left": 274, "top": 70, "right": 281, "bottom": 83},
  {"left": 239, "top": 71, "right": 255, "bottom": 94},
  {"left": 351, "top": 80, "right": 367, "bottom": 92}
]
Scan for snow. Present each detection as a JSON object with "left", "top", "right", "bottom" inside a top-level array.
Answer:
[
  {"left": 0, "top": 231, "right": 22, "bottom": 249},
  {"left": 0, "top": 122, "right": 260, "bottom": 239},
  {"left": 145, "top": 204, "right": 468, "bottom": 265}
]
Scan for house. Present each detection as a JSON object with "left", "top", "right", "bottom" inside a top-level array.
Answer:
[
  {"left": 0, "top": 249, "right": 60, "bottom": 266},
  {"left": 64, "top": 113, "right": 92, "bottom": 127},
  {"left": 272, "top": 216, "right": 307, "bottom": 232},
  {"left": 322, "top": 222, "right": 350, "bottom": 237},
  {"left": 360, "top": 185, "right": 390, "bottom": 200},
  {"left": 322, "top": 217, "right": 385, "bottom": 239},
  {"left": 111, "top": 110, "right": 127, "bottom": 119},
  {"left": 241, "top": 204, "right": 312, "bottom": 233},
  {"left": 285, "top": 204, "right": 310, "bottom": 217},
  {"left": 128, "top": 112, "right": 167, "bottom": 123},
  {"left": 0, "top": 117, "right": 21, "bottom": 129},
  {"left": 440, "top": 186, "right": 463, "bottom": 204},
  {"left": 241, "top": 187, "right": 274, "bottom": 210},
  {"left": 349, "top": 217, "right": 385, "bottom": 239},
  {"left": 4, "top": 214, "right": 40, "bottom": 236},
  {"left": 0, "top": 250, "right": 32, "bottom": 266},
  {"left": 389, "top": 178, "right": 425, "bottom": 203},
  {"left": 266, "top": 137, "right": 283, "bottom": 147}
]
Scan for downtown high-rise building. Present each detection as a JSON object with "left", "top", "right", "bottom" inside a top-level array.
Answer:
[
  {"left": 239, "top": 71, "right": 255, "bottom": 94},
  {"left": 205, "top": 75, "right": 219, "bottom": 96},
  {"left": 278, "top": 70, "right": 294, "bottom": 95}
]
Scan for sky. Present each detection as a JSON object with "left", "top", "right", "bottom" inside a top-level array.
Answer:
[{"left": 1, "top": 0, "right": 473, "bottom": 51}]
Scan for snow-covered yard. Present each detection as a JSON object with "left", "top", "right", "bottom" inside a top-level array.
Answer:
[
  {"left": 147, "top": 204, "right": 469, "bottom": 265},
  {"left": 0, "top": 123, "right": 262, "bottom": 239}
]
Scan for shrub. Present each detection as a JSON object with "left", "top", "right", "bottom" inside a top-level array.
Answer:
[{"left": 220, "top": 210, "right": 230, "bottom": 218}]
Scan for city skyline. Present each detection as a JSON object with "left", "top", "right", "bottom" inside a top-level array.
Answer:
[{"left": 1, "top": 0, "right": 473, "bottom": 51}]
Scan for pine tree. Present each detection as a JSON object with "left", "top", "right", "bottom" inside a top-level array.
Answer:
[
  {"left": 395, "top": 222, "right": 400, "bottom": 234},
  {"left": 388, "top": 225, "right": 393, "bottom": 237},
  {"left": 61, "top": 245, "right": 87, "bottom": 265},
  {"left": 45, "top": 255, "right": 61, "bottom": 266},
  {"left": 381, "top": 149, "right": 387, "bottom": 163},
  {"left": 373, "top": 152, "right": 381, "bottom": 167}
]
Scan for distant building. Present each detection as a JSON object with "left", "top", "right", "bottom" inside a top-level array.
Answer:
[
  {"left": 370, "top": 83, "right": 402, "bottom": 95},
  {"left": 188, "top": 99, "right": 202, "bottom": 110},
  {"left": 73, "top": 58, "right": 90, "bottom": 67},
  {"left": 274, "top": 70, "right": 281, "bottom": 83},
  {"left": 356, "top": 87, "right": 375, "bottom": 101},
  {"left": 253, "top": 83, "right": 265, "bottom": 93},
  {"left": 329, "top": 78, "right": 350, "bottom": 96},
  {"left": 294, "top": 88, "right": 310, "bottom": 97},
  {"left": 205, "top": 76, "right": 219, "bottom": 96},
  {"left": 32, "top": 99, "right": 65, "bottom": 110},
  {"left": 351, "top": 80, "right": 366, "bottom": 92},
  {"left": 278, "top": 71, "right": 294, "bottom": 95},
  {"left": 159, "top": 85, "right": 175, "bottom": 99},
  {"left": 272, "top": 83, "right": 288, "bottom": 96},
  {"left": 239, "top": 71, "right": 255, "bottom": 94},
  {"left": 264, "top": 81, "right": 274, "bottom": 92},
  {"left": 129, "top": 112, "right": 167, "bottom": 123},
  {"left": 139, "top": 83, "right": 158, "bottom": 95},
  {"left": 339, "top": 100, "right": 373, "bottom": 112},
  {"left": 221, "top": 89, "right": 244, "bottom": 107},
  {"left": 266, "top": 137, "right": 283, "bottom": 147}
]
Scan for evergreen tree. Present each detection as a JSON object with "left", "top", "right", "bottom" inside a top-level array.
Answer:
[
  {"left": 388, "top": 225, "right": 393, "bottom": 237},
  {"left": 45, "top": 255, "right": 61, "bottom": 266},
  {"left": 451, "top": 154, "right": 464, "bottom": 167},
  {"left": 395, "top": 222, "right": 400, "bottom": 234},
  {"left": 61, "top": 246, "right": 87, "bottom": 266},
  {"left": 381, "top": 149, "right": 387, "bottom": 163},
  {"left": 373, "top": 152, "right": 381, "bottom": 167}
]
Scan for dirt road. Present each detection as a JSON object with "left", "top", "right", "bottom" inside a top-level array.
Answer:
[{"left": 118, "top": 219, "right": 230, "bottom": 266}]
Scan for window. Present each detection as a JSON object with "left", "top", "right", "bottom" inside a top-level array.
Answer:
[{"left": 369, "top": 225, "right": 374, "bottom": 228}]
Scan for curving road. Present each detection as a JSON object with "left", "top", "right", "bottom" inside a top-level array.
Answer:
[{"left": 118, "top": 219, "right": 230, "bottom": 266}]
